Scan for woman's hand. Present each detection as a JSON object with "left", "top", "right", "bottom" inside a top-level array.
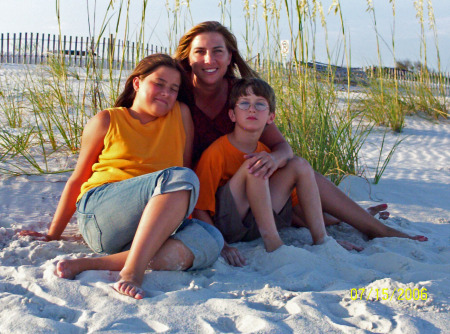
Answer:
[
  {"left": 244, "top": 152, "right": 278, "bottom": 179},
  {"left": 17, "top": 230, "right": 56, "bottom": 241},
  {"left": 221, "top": 243, "right": 246, "bottom": 267}
]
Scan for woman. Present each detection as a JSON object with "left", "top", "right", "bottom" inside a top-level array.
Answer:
[{"left": 174, "top": 21, "right": 426, "bottom": 265}]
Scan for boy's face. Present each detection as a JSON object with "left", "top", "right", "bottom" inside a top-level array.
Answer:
[{"left": 229, "top": 90, "right": 274, "bottom": 132}]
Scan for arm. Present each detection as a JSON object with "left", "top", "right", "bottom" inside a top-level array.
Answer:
[
  {"left": 179, "top": 102, "right": 194, "bottom": 168},
  {"left": 246, "top": 123, "right": 293, "bottom": 178},
  {"left": 193, "top": 209, "right": 246, "bottom": 267},
  {"left": 19, "top": 110, "right": 110, "bottom": 240}
]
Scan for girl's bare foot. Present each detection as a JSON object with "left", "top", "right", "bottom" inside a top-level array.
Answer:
[
  {"left": 367, "top": 204, "right": 390, "bottom": 220},
  {"left": 55, "top": 259, "right": 86, "bottom": 279},
  {"left": 113, "top": 271, "right": 145, "bottom": 299}
]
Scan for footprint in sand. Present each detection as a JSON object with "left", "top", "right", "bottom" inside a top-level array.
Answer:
[{"left": 200, "top": 315, "right": 269, "bottom": 333}]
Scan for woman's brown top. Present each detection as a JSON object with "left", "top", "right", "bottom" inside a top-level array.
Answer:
[{"left": 191, "top": 79, "right": 235, "bottom": 165}]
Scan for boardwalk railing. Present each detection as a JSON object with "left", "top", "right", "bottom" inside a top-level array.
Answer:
[{"left": 0, "top": 32, "right": 168, "bottom": 70}]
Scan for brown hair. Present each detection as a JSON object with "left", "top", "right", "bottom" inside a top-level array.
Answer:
[
  {"left": 229, "top": 78, "right": 276, "bottom": 114},
  {"left": 114, "top": 53, "right": 191, "bottom": 108},
  {"left": 174, "top": 21, "right": 258, "bottom": 79}
]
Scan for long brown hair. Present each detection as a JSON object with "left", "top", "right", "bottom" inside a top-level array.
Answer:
[
  {"left": 174, "top": 21, "right": 258, "bottom": 79},
  {"left": 114, "top": 53, "right": 190, "bottom": 108}
]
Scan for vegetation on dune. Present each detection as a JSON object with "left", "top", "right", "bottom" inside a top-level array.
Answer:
[{"left": 0, "top": 0, "right": 447, "bottom": 183}]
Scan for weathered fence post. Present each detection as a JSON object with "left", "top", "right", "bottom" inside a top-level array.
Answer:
[
  {"left": 17, "top": 33, "right": 21, "bottom": 64},
  {"left": 30, "top": 33, "right": 34, "bottom": 64},
  {"left": 0, "top": 33, "right": 3, "bottom": 63}
]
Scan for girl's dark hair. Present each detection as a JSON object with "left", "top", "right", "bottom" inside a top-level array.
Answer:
[
  {"left": 174, "top": 21, "right": 258, "bottom": 79},
  {"left": 229, "top": 78, "right": 276, "bottom": 114},
  {"left": 114, "top": 53, "right": 191, "bottom": 108}
]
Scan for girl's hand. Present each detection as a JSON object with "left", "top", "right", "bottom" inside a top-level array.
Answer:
[
  {"left": 17, "top": 230, "right": 56, "bottom": 242},
  {"left": 221, "top": 244, "right": 246, "bottom": 267},
  {"left": 244, "top": 152, "right": 278, "bottom": 179}
]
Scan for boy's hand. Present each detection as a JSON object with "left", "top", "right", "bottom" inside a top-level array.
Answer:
[
  {"left": 244, "top": 152, "right": 277, "bottom": 179},
  {"left": 221, "top": 244, "right": 246, "bottom": 267}
]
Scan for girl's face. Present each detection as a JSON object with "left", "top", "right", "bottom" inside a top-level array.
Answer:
[
  {"left": 132, "top": 66, "right": 181, "bottom": 118},
  {"left": 188, "top": 32, "right": 232, "bottom": 86}
]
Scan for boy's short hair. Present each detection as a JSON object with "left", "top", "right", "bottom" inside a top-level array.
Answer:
[{"left": 229, "top": 78, "right": 276, "bottom": 114}]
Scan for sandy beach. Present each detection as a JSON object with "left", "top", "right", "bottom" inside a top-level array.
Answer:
[{"left": 0, "top": 64, "right": 449, "bottom": 333}]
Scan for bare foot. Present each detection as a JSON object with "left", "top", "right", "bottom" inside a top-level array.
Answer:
[
  {"left": 411, "top": 235, "right": 428, "bottom": 242},
  {"left": 113, "top": 272, "right": 145, "bottom": 299},
  {"left": 113, "top": 281, "right": 145, "bottom": 299},
  {"left": 337, "top": 240, "right": 364, "bottom": 252},
  {"left": 264, "top": 236, "right": 284, "bottom": 252},
  {"left": 367, "top": 204, "right": 390, "bottom": 220},
  {"left": 55, "top": 259, "right": 85, "bottom": 279}
]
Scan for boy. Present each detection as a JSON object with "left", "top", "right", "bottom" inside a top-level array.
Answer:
[{"left": 193, "top": 78, "right": 332, "bottom": 267}]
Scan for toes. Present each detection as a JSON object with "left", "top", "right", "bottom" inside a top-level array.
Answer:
[
  {"left": 55, "top": 260, "right": 73, "bottom": 279},
  {"left": 378, "top": 211, "right": 390, "bottom": 220},
  {"left": 368, "top": 204, "right": 388, "bottom": 214},
  {"left": 113, "top": 281, "right": 145, "bottom": 299},
  {"left": 411, "top": 235, "right": 428, "bottom": 242}
]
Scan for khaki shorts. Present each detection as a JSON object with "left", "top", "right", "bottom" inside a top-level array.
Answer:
[{"left": 214, "top": 182, "right": 292, "bottom": 244}]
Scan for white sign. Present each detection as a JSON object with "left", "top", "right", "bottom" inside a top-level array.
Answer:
[{"left": 280, "top": 40, "right": 289, "bottom": 55}]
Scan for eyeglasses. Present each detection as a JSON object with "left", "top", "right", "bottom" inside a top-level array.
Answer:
[{"left": 236, "top": 101, "right": 269, "bottom": 111}]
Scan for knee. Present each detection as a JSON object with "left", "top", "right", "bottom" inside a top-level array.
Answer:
[
  {"left": 159, "top": 167, "right": 199, "bottom": 193},
  {"left": 238, "top": 161, "right": 267, "bottom": 183},
  {"left": 173, "top": 219, "right": 224, "bottom": 270},
  {"left": 287, "top": 156, "right": 314, "bottom": 176},
  {"left": 176, "top": 167, "right": 199, "bottom": 187}
]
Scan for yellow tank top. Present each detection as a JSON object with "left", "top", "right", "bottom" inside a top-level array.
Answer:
[{"left": 78, "top": 102, "right": 185, "bottom": 201}]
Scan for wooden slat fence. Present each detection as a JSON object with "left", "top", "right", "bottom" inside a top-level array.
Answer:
[
  {"left": 0, "top": 32, "right": 168, "bottom": 70},
  {"left": 363, "top": 65, "right": 450, "bottom": 96}
]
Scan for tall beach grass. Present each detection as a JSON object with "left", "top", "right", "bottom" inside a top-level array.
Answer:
[{"left": 0, "top": 0, "right": 447, "bottom": 182}]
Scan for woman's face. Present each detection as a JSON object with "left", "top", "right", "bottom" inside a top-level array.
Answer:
[{"left": 188, "top": 32, "right": 232, "bottom": 86}]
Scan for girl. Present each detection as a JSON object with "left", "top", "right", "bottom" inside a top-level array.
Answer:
[{"left": 19, "top": 54, "right": 224, "bottom": 299}]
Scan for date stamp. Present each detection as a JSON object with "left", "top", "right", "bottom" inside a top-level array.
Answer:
[{"left": 350, "top": 287, "right": 428, "bottom": 301}]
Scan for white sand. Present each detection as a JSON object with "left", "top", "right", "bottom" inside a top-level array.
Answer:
[{"left": 0, "top": 65, "right": 449, "bottom": 333}]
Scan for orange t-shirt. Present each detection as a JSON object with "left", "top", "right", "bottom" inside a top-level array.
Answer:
[
  {"left": 78, "top": 103, "right": 185, "bottom": 201},
  {"left": 195, "top": 135, "right": 298, "bottom": 216}
]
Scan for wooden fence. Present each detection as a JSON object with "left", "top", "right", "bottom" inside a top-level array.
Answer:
[
  {"left": 0, "top": 32, "right": 168, "bottom": 70},
  {"left": 363, "top": 66, "right": 450, "bottom": 96}
]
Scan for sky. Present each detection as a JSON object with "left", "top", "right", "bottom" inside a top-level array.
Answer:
[{"left": 0, "top": 0, "right": 449, "bottom": 71}]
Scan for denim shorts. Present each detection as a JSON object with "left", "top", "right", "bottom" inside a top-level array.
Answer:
[{"left": 76, "top": 167, "right": 224, "bottom": 270}]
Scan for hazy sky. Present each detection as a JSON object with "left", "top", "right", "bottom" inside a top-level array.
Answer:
[{"left": 1, "top": 0, "right": 449, "bottom": 70}]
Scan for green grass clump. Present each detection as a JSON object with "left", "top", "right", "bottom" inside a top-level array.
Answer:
[
  {"left": 267, "top": 71, "right": 369, "bottom": 185},
  {"left": 358, "top": 78, "right": 406, "bottom": 133}
]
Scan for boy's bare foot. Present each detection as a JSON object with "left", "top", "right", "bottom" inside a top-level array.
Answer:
[
  {"left": 113, "top": 271, "right": 145, "bottom": 299},
  {"left": 55, "top": 259, "right": 85, "bottom": 279},
  {"left": 264, "top": 237, "right": 284, "bottom": 252},
  {"left": 336, "top": 240, "right": 364, "bottom": 251},
  {"left": 367, "top": 204, "right": 389, "bottom": 220}
]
